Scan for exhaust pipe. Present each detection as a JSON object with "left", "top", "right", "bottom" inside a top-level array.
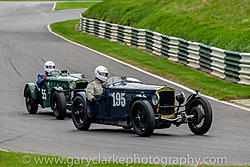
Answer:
[{"left": 158, "top": 113, "right": 194, "bottom": 122}]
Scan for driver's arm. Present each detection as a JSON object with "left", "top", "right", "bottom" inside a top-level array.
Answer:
[
  {"left": 86, "top": 82, "right": 95, "bottom": 102},
  {"left": 37, "top": 74, "right": 47, "bottom": 88}
]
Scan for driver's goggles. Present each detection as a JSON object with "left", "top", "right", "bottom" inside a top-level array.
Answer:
[
  {"left": 46, "top": 65, "right": 55, "bottom": 69},
  {"left": 98, "top": 72, "right": 108, "bottom": 77}
]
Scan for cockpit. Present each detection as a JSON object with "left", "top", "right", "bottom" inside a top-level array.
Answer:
[{"left": 106, "top": 76, "right": 142, "bottom": 86}]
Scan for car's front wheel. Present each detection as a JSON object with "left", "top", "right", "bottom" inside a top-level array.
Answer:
[
  {"left": 24, "top": 88, "right": 38, "bottom": 114},
  {"left": 130, "top": 100, "right": 155, "bottom": 137},
  {"left": 51, "top": 91, "right": 66, "bottom": 120},
  {"left": 72, "top": 95, "right": 91, "bottom": 130},
  {"left": 187, "top": 97, "right": 212, "bottom": 135}
]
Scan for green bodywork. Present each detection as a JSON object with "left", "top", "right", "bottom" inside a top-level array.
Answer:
[{"left": 24, "top": 72, "right": 88, "bottom": 108}]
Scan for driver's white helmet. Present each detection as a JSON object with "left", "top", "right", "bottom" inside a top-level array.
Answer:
[
  {"left": 44, "top": 61, "right": 55, "bottom": 74},
  {"left": 94, "top": 66, "right": 108, "bottom": 82}
]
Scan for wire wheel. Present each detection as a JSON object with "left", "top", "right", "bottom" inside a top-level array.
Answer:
[
  {"left": 130, "top": 100, "right": 155, "bottom": 137},
  {"left": 52, "top": 91, "right": 66, "bottom": 120},
  {"left": 187, "top": 97, "right": 212, "bottom": 135},
  {"left": 72, "top": 96, "right": 91, "bottom": 130},
  {"left": 24, "top": 88, "right": 38, "bottom": 114}
]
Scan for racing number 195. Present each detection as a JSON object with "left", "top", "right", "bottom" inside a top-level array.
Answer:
[{"left": 112, "top": 92, "right": 126, "bottom": 107}]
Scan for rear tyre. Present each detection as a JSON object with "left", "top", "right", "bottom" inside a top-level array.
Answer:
[
  {"left": 130, "top": 100, "right": 155, "bottom": 137},
  {"left": 51, "top": 91, "right": 66, "bottom": 120},
  {"left": 25, "top": 88, "right": 38, "bottom": 114},
  {"left": 72, "top": 96, "right": 91, "bottom": 130},
  {"left": 187, "top": 97, "right": 212, "bottom": 135}
]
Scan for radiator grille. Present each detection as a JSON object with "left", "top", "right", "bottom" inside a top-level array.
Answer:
[
  {"left": 158, "top": 91, "right": 175, "bottom": 115},
  {"left": 76, "top": 81, "right": 88, "bottom": 89}
]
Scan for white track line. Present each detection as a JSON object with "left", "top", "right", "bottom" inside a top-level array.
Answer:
[
  {"left": 52, "top": 1, "right": 103, "bottom": 11},
  {"left": 52, "top": 2, "right": 56, "bottom": 11},
  {"left": 47, "top": 24, "right": 250, "bottom": 112},
  {"left": 0, "top": 148, "right": 9, "bottom": 152}
]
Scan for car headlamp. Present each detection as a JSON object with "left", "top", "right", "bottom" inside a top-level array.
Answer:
[
  {"left": 152, "top": 92, "right": 160, "bottom": 105},
  {"left": 69, "top": 81, "right": 76, "bottom": 89},
  {"left": 176, "top": 91, "right": 185, "bottom": 104}
]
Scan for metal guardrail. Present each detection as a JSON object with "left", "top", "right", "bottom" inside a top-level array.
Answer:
[{"left": 79, "top": 17, "right": 250, "bottom": 85}]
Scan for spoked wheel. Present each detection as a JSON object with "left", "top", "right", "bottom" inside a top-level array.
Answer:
[
  {"left": 72, "top": 96, "right": 91, "bottom": 130},
  {"left": 187, "top": 97, "right": 212, "bottom": 135},
  {"left": 25, "top": 88, "right": 38, "bottom": 114},
  {"left": 51, "top": 91, "right": 66, "bottom": 120},
  {"left": 130, "top": 100, "right": 155, "bottom": 137}
]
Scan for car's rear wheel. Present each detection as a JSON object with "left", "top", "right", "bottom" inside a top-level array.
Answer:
[
  {"left": 187, "top": 97, "right": 212, "bottom": 135},
  {"left": 51, "top": 91, "right": 66, "bottom": 120},
  {"left": 72, "top": 95, "right": 91, "bottom": 130},
  {"left": 25, "top": 88, "right": 38, "bottom": 114},
  {"left": 130, "top": 100, "right": 155, "bottom": 137}
]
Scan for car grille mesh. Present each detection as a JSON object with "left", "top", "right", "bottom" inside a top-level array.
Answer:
[
  {"left": 76, "top": 82, "right": 88, "bottom": 89},
  {"left": 159, "top": 91, "right": 175, "bottom": 115}
]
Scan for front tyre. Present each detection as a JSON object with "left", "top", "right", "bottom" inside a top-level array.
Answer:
[
  {"left": 24, "top": 88, "right": 38, "bottom": 114},
  {"left": 130, "top": 100, "right": 155, "bottom": 137},
  {"left": 51, "top": 91, "right": 66, "bottom": 120},
  {"left": 72, "top": 96, "right": 91, "bottom": 130},
  {"left": 187, "top": 97, "right": 212, "bottom": 135}
]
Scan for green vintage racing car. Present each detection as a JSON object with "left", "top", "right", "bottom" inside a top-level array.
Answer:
[{"left": 24, "top": 69, "right": 88, "bottom": 120}]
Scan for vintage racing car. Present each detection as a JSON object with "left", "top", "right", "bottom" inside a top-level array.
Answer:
[
  {"left": 71, "top": 76, "right": 212, "bottom": 137},
  {"left": 24, "top": 70, "right": 88, "bottom": 120}
]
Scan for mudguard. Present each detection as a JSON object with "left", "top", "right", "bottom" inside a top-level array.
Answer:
[
  {"left": 52, "top": 86, "right": 64, "bottom": 92},
  {"left": 24, "top": 83, "right": 38, "bottom": 100},
  {"left": 184, "top": 91, "right": 199, "bottom": 112},
  {"left": 129, "top": 94, "right": 148, "bottom": 109},
  {"left": 74, "top": 92, "right": 87, "bottom": 102},
  {"left": 135, "top": 94, "right": 147, "bottom": 99}
]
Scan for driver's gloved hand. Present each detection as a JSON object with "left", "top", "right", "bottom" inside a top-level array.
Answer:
[
  {"left": 92, "top": 95, "right": 105, "bottom": 103},
  {"left": 91, "top": 97, "right": 97, "bottom": 103}
]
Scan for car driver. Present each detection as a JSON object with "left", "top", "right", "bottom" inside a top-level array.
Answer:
[
  {"left": 37, "top": 61, "right": 56, "bottom": 88},
  {"left": 86, "top": 66, "right": 108, "bottom": 103}
]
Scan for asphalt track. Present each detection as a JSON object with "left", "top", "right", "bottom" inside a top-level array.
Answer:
[{"left": 0, "top": 2, "right": 249, "bottom": 165}]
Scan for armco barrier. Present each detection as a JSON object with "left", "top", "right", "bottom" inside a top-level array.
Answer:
[{"left": 79, "top": 17, "right": 250, "bottom": 85}]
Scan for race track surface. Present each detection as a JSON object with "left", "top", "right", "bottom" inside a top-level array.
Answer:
[{"left": 0, "top": 2, "right": 249, "bottom": 165}]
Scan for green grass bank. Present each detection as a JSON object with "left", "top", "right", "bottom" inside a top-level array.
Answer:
[
  {"left": 84, "top": 0, "right": 250, "bottom": 53},
  {"left": 50, "top": 19, "right": 250, "bottom": 100},
  {"left": 0, "top": 0, "right": 98, "bottom": 1},
  {"left": 54, "top": 2, "right": 100, "bottom": 10},
  {"left": 0, "top": 0, "right": 98, "bottom": 2}
]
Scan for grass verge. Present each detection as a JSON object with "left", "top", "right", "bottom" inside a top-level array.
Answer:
[
  {"left": 0, "top": 0, "right": 98, "bottom": 1},
  {"left": 54, "top": 2, "right": 100, "bottom": 10},
  {"left": 0, "top": 150, "right": 177, "bottom": 167},
  {"left": 50, "top": 19, "right": 250, "bottom": 100},
  {"left": 84, "top": 0, "right": 250, "bottom": 53}
]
